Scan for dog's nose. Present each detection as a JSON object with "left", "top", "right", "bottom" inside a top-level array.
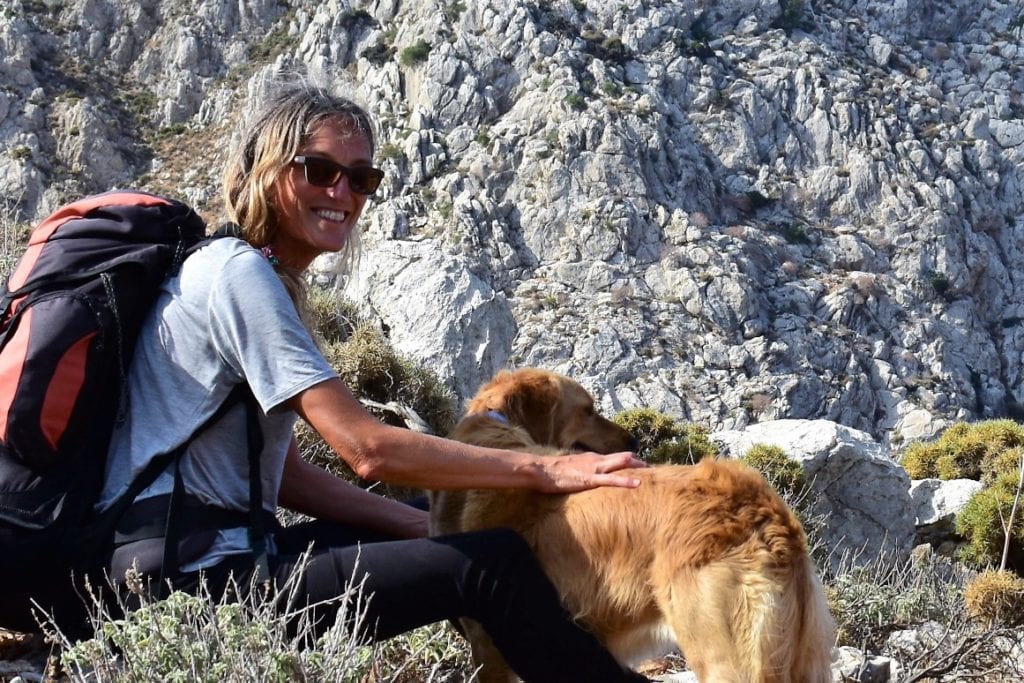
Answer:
[{"left": 628, "top": 435, "right": 640, "bottom": 452}]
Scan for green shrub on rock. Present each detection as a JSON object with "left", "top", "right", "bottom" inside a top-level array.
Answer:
[
  {"left": 900, "top": 420, "right": 1024, "bottom": 571},
  {"left": 612, "top": 408, "right": 718, "bottom": 464},
  {"left": 741, "top": 444, "right": 810, "bottom": 507},
  {"left": 955, "top": 466, "right": 1024, "bottom": 571},
  {"left": 901, "top": 419, "right": 1024, "bottom": 481}
]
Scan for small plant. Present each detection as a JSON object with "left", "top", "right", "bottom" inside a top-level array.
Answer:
[
  {"left": 772, "top": 0, "right": 808, "bottom": 32},
  {"left": 778, "top": 221, "right": 810, "bottom": 244},
  {"left": 444, "top": 0, "right": 466, "bottom": 22},
  {"left": 564, "top": 92, "right": 586, "bottom": 111},
  {"left": 120, "top": 88, "right": 157, "bottom": 119},
  {"left": 9, "top": 145, "right": 32, "bottom": 160},
  {"left": 613, "top": 408, "right": 718, "bottom": 464},
  {"left": 825, "top": 551, "right": 968, "bottom": 651},
  {"left": 927, "top": 269, "right": 952, "bottom": 297},
  {"left": 740, "top": 391, "right": 772, "bottom": 416},
  {"left": 360, "top": 41, "right": 395, "bottom": 65},
  {"left": 600, "top": 81, "right": 622, "bottom": 97},
  {"left": 474, "top": 127, "right": 491, "bottom": 146},
  {"left": 437, "top": 200, "right": 453, "bottom": 219},
  {"left": 378, "top": 142, "right": 404, "bottom": 161},
  {"left": 964, "top": 569, "right": 1024, "bottom": 627},
  {"left": 741, "top": 444, "right": 810, "bottom": 509},
  {"left": 157, "top": 122, "right": 188, "bottom": 138},
  {"left": 400, "top": 40, "right": 432, "bottom": 66},
  {"left": 247, "top": 22, "right": 295, "bottom": 62},
  {"left": 745, "top": 190, "right": 774, "bottom": 210},
  {"left": 598, "top": 36, "right": 628, "bottom": 63}
]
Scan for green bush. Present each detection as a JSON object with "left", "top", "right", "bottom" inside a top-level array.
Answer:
[
  {"left": 612, "top": 408, "right": 718, "bottom": 464},
  {"left": 564, "top": 92, "right": 586, "bottom": 111},
  {"left": 955, "top": 466, "right": 1024, "bottom": 570},
  {"left": 378, "top": 141, "right": 404, "bottom": 161},
  {"left": 399, "top": 40, "right": 431, "bottom": 66},
  {"left": 53, "top": 568, "right": 472, "bottom": 682},
  {"left": 741, "top": 444, "right": 810, "bottom": 509},
  {"left": 902, "top": 420, "right": 1024, "bottom": 571},
  {"left": 900, "top": 420, "right": 1024, "bottom": 481}
]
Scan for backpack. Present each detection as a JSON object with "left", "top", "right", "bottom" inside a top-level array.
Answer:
[{"left": 0, "top": 191, "right": 209, "bottom": 617}]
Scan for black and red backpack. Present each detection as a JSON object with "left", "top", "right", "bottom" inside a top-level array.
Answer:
[{"left": 0, "top": 191, "right": 208, "bottom": 622}]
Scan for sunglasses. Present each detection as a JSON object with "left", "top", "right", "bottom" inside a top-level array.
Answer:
[{"left": 291, "top": 155, "right": 385, "bottom": 195}]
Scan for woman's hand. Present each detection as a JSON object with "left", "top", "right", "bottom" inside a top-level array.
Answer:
[{"left": 528, "top": 451, "right": 648, "bottom": 494}]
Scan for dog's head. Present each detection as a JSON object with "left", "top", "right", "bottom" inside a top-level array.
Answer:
[{"left": 465, "top": 369, "right": 637, "bottom": 453}]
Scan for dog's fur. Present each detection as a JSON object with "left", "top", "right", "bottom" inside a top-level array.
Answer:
[{"left": 430, "top": 369, "right": 835, "bottom": 683}]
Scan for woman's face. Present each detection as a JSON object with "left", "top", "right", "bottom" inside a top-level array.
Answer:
[{"left": 271, "top": 119, "right": 373, "bottom": 270}]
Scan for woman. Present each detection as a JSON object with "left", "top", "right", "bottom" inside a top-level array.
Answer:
[{"left": 98, "top": 80, "right": 648, "bottom": 682}]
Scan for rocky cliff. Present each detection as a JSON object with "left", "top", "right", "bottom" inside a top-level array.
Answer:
[{"left": 4, "top": 0, "right": 1024, "bottom": 447}]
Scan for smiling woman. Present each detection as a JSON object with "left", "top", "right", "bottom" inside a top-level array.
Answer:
[
  {"left": 92, "top": 75, "right": 649, "bottom": 683},
  {"left": 268, "top": 120, "right": 372, "bottom": 269}
]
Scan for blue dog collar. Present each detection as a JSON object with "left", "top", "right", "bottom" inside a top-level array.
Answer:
[{"left": 484, "top": 410, "right": 510, "bottom": 425}]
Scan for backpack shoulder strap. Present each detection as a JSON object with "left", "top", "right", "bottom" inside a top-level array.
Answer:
[
  {"left": 157, "top": 384, "right": 266, "bottom": 592},
  {"left": 93, "top": 383, "right": 253, "bottom": 547}
]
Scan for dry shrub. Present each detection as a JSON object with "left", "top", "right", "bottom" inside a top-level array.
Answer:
[
  {"left": 296, "top": 314, "right": 456, "bottom": 500},
  {"left": 307, "top": 285, "right": 362, "bottom": 345},
  {"left": 964, "top": 569, "right": 1024, "bottom": 627},
  {"left": 825, "top": 551, "right": 968, "bottom": 651}
]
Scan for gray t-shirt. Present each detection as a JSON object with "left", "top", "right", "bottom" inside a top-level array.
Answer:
[{"left": 99, "top": 238, "right": 337, "bottom": 570}]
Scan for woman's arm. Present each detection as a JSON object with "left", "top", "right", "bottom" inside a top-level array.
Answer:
[
  {"left": 278, "top": 436, "right": 429, "bottom": 538},
  {"left": 285, "top": 377, "right": 645, "bottom": 493}
]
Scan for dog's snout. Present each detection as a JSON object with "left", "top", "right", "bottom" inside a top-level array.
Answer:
[{"left": 628, "top": 435, "right": 640, "bottom": 452}]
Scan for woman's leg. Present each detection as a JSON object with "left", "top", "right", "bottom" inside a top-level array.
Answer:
[{"left": 186, "top": 526, "right": 647, "bottom": 683}]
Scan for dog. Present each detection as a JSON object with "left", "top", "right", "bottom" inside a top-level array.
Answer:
[{"left": 430, "top": 368, "right": 835, "bottom": 682}]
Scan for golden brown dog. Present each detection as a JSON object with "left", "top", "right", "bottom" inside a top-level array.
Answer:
[{"left": 430, "top": 368, "right": 835, "bottom": 683}]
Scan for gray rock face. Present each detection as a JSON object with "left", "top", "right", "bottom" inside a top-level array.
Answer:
[
  {"left": 339, "top": 238, "right": 516, "bottom": 402},
  {"left": 909, "top": 477, "right": 985, "bottom": 543},
  {"left": 3, "top": 0, "right": 1024, "bottom": 442}
]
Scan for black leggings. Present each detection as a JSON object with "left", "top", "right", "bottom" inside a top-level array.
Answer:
[{"left": 160, "top": 521, "right": 646, "bottom": 683}]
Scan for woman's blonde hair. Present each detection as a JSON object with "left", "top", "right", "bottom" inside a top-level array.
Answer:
[{"left": 222, "top": 78, "right": 375, "bottom": 323}]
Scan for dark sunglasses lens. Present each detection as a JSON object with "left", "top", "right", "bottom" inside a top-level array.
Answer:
[
  {"left": 301, "top": 158, "right": 383, "bottom": 194},
  {"left": 303, "top": 158, "right": 342, "bottom": 187},
  {"left": 348, "top": 167, "right": 384, "bottom": 194}
]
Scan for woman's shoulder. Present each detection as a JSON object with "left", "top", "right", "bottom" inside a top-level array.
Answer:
[
  {"left": 188, "top": 236, "right": 273, "bottom": 273},
  {"left": 199, "top": 235, "right": 260, "bottom": 260},
  {"left": 179, "top": 237, "right": 278, "bottom": 296}
]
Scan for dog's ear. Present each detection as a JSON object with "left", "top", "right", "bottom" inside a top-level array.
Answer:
[{"left": 501, "top": 373, "right": 560, "bottom": 445}]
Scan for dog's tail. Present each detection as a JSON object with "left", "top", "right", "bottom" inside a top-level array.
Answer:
[{"left": 753, "top": 553, "right": 835, "bottom": 682}]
